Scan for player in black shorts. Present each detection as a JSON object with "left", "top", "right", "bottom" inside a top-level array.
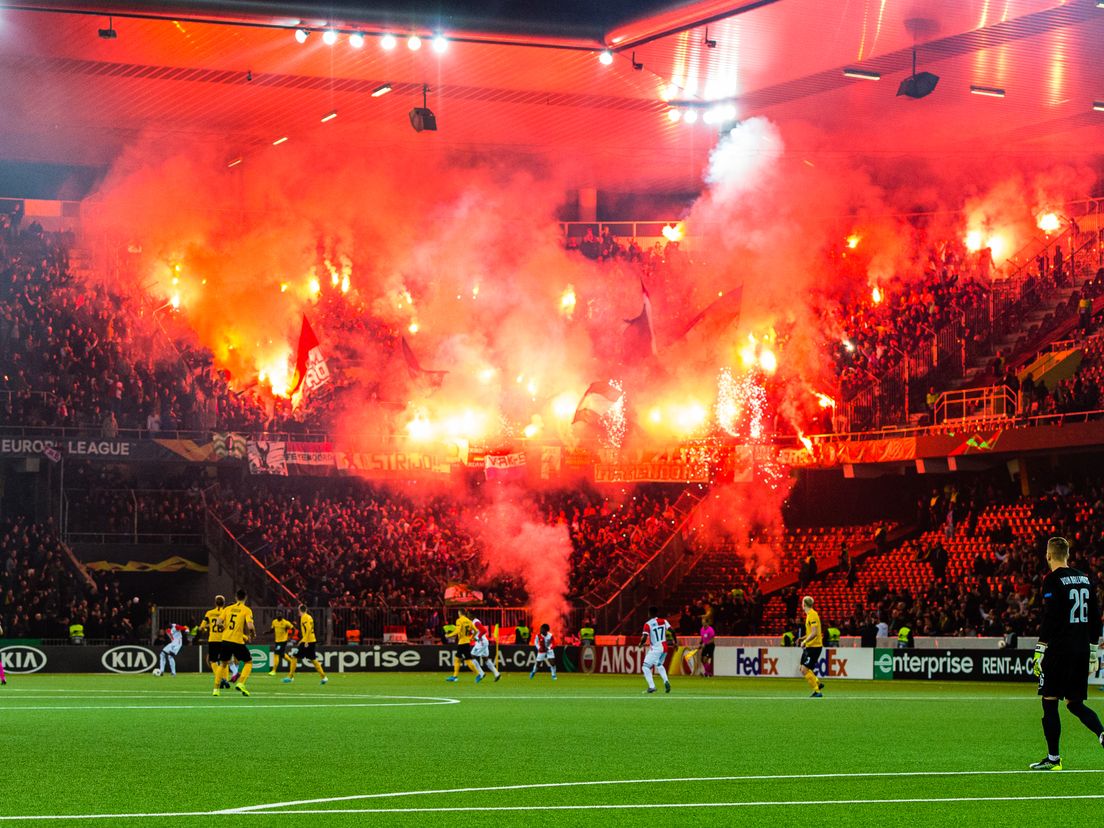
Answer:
[{"left": 1030, "top": 537, "right": 1104, "bottom": 771}]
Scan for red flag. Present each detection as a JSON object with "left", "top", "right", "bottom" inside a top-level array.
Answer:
[
  {"left": 288, "top": 315, "right": 320, "bottom": 396},
  {"left": 622, "top": 278, "right": 657, "bottom": 361},
  {"left": 401, "top": 337, "right": 448, "bottom": 385}
]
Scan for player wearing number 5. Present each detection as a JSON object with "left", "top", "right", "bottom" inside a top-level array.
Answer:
[
  {"left": 1029, "top": 537, "right": 1104, "bottom": 770},
  {"left": 219, "top": 589, "right": 257, "bottom": 698}
]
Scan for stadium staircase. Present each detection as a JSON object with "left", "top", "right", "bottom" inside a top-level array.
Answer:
[
  {"left": 585, "top": 487, "right": 706, "bottom": 634},
  {"left": 202, "top": 508, "right": 300, "bottom": 606},
  {"left": 957, "top": 227, "right": 1102, "bottom": 390}
]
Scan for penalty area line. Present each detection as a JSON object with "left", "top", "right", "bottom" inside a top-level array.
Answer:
[
  {"left": 220, "top": 768, "right": 1104, "bottom": 813},
  {"left": 5, "top": 791, "right": 1104, "bottom": 822},
  {"left": 234, "top": 793, "right": 1104, "bottom": 814}
]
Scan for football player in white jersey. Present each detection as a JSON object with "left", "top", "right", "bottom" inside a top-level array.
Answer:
[
  {"left": 471, "top": 618, "right": 501, "bottom": 681},
  {"left": 156, "top": 623, "right": 189, "bottom": 677},
  {"left": 641, "top": 607, "right": 672, "bottom": 694},
  {"left": 529, "top": 623, "right": 557, "bottom": 680}
]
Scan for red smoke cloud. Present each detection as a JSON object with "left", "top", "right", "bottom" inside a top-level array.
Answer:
[{"left": 79, "top": 113, "right": 1097, "bottom": 611}]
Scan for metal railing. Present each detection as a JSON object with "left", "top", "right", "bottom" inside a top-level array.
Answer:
[
  {"left": 202, "top": 510, "right": 300, "bottom": 606},
  {"left": 934, "top": 386, "right": 1018, "bottom": 424},
  {"left": 584, "top": 488, "right": 705, "bottom": 635}
]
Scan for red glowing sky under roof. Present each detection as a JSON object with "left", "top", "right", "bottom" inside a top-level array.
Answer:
[{"left": 0, "top": 0, "right": 1102, "bottom": 192}]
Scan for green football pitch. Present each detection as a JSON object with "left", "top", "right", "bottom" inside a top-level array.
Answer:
[{"left": 3, "top": 672, "right": 1104, "bottom": 826}]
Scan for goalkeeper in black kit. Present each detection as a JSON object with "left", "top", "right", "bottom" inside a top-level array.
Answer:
[{"left": 1030, "top": 537, "right": 1104, "bottom": 771}]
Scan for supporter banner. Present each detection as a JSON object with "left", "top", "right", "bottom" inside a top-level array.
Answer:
[
  {"left": 247, "top": 441, "right": 288, "bottom": 475},
  {"left": 286, "top": 441, "right": 337, "bottom": 474},
  {"left": 593, "top": 448, "right": 711, "bottom": 484},
  {"left": 211, "top": 432, "right": 247, "bottom": 460},
  {"left": 336, "top": 450, "right": 457, "bottom": 479},
  {"left": 714, "top": 646, "right": 873, "bottom": 680},
  {"left": 782, "top": 439, "right": 917, "bottom": 469},
  {"left": 874, "top": 648, "right": 1049, "bottom": 682},
  {"left": 444, "top": 582, "right": 485, "bottom": 605},
  {"left": 484, "top": 453, "right": 527, "bottom": 481}
]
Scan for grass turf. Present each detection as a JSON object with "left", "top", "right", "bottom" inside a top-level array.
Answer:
[{"left": 3, "top": 671, "right": 1104, "bottom": 826}]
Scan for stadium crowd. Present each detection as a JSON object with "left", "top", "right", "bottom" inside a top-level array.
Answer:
[
  {"left": 215, "top": 482, "right": 683, "bottom": 612},
  {"left": 0, "top": 517, "right": 144, "bottom": 640},
  {"left": 832, "top": 244, "right": 989, "bottom": 398}
]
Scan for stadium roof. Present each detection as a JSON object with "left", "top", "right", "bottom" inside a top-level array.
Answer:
[{"left": 0, "top": 0, "right": 1103, "bottom": 193}]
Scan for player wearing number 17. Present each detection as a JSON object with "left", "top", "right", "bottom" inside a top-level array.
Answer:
[{"left": 1029, "top": 537, "right": 1104, "bottom": 771}]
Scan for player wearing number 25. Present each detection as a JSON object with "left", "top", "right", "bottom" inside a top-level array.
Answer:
[{"left": 1029, "top": 537, "right": 1104, "bottom": 771}]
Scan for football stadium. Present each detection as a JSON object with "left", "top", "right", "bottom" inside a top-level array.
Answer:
[{"left": 3, "top": 0, "right": 1104, "bottom": 824}]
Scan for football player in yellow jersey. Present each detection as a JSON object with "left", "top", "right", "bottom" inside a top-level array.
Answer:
[
  {"left": 284, "top": 604, "right": 327, "bottom": 685},
  {"left": 268, "top": 613, "right": 296, "bottom": 676},
  {"left": 217, "top": 589, "right": 256, "bottom": 697},
  {"left": 798, "top": 596, "right": 826, "bottom": 698},
  {"left": 199, "top": 595, "right": 227, "bottom": 694},
  {"left": 445, "top": 611, "right": 485, "bottom": 683}
]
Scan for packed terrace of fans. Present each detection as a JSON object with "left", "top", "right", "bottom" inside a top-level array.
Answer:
[
  {"left": 7, "top": 221, "right": 1104, "bottom": 442},
  {"left": 3, "top": 221, "right": 1104, "bottom": 641}
]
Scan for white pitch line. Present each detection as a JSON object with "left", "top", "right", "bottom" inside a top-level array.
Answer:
[
  {"left": 232, "top": 794, "right": 1104, "bottom": 815},
  {"left": 222, "top": 768, "right": 1104, "bottom": 813},
  {"left": 2, "top": 776, "right": 1103, "bottom": 822},
  {"left": 0, "top": 696, "right": 459, "bottom": 712}
]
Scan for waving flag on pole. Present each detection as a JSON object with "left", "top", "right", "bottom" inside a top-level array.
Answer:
[
  {"left": 401, "top": 337, "right": 448, "bottom": 387},
  {"left": 289, "top": 315, "right": 331, "bottom": 397},
  {"left": 622, "top": 278, "right": 657, "bottom": 361},
  {"left": 572, "top": 380, "right": 624, "bottom": 426}
]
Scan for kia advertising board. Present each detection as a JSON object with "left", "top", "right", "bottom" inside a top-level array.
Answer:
[{"left": 0, "top": 645, "right": 159, "bottom": 674}]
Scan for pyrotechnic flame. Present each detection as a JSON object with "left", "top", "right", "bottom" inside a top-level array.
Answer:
[
  {"left": 560, "top": 285, "right": 577, "bottom": 318},
  {"left": 170, "top": 293, "right": 181, "bottom": 310},
  {"left": 846, "top": 234, "right": 860, "bottom": 249},
  {"left": 603, "top": 379, "right": 626, "bottom": 448},
  {"left": 842, "top": 338, "right": 855, "bottom": 353},
  {"left": 340, "top": 274, "right": 350, "bottom": 294},
  {"left": 739, "top": 333, "right": 758, "bottom": 367},
  {"left": 408, "top": 321, "right": 420, "bottom": 335},
  {"left": 662, "top": 223, "right": 684, "bottom": 242},
  {"left": 673, "top": 401, "right": 708, "bottom": 434},
  {"left": 279, "top": 282, "right": 289, "bottom": 293},
  {"left": 441, "top": 409, "right": 487, "bottom": 440},
  {"left": 478, "top": 367, "right": 496, "bottom": 384},
  {"left": 523, "top": 416, "right": 542, "bottom": 439},
  {"left": 798, "top": 432, "right": 814, "bottom": 453},
  {"left": 406, "top": 412, "right": 434, "bottom": 441},
  {"left": 871, "top": 285, "right": 883, "bottom": 304},
  {"left": 648, "top": 407, "right": 663, "bottom": 424},
  {"left": 526, "top": 379, "right": 539, "bottom": 398},
  {"left": 716, "top": 368, "right": 739, "bottom": 436},
  {"left": 307, "top": 276, "right": 321, "bottom": 298},
  {"left": 965, "top": 230, "right": 983, "bottom": 252},
  {"left": 260, "top": 356, "right": 291, "bottom": 397},
  {"left": 1037, "top": 212, "right": 1060, "bottom": 233},
  {"left": 987, "top": 233, "right": 1007, "bottom": 261},
  {"left": 758, "top": 348, "right": 777, "bottom": 375},
  {"left": 815, "top": 392, "right": 836, "bottom": 409},
  {"left": 551, "top": 392, "right": 577, "bottom": 420}
]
